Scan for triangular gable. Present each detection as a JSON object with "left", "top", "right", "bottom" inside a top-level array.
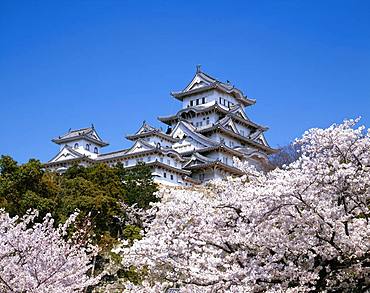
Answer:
[
  {"left": 183, "top": 72, "right": 215, "bottom": 92},
  {"left": 183, "top": 153, "right": 214, "bottom": 168},
  {"left": 125, "top": 140, "right": 156, "bottom": 155},
  {"left": 230, "top": 105, "right": 249, "bottom": 120},
  {"left": 171, "top": 121, "right": 217, "bottom": 148},
  {"left": 226, "top": 119, "right": 239, "bottom": 134},
  {"left": 49, "top": 146, "right": 83, "bottom": 163},
  {"left": 187, "top": 80, "right": 208, "bottom": 91},
  {"left": 88, "top": 129, "right": 105, "bottom": 142},
  {"left": 219, "top": 117, "right": 240, "bottom": 135},
  {"left": 135, "top": 123, "right": 157, "bottom": 135},
  {"left": 249, "top": 129, "right": 263, "bottom": 140},
  {"left": 257, "top": 133, "right": 270, "bottom": 147},
  {"left": 54, "top": 126, "right": 108, "bottom": 147}
]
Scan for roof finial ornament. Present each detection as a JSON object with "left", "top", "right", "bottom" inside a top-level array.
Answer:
[
  {"left": 196, "top": 64, "right": 201, "bottom": 73},
  {"left": 68, "top": 128, "right": 72, "bottom": 133},
  {"left": 91, "top": 123, "right": 95, "bottom": 129},
  {"left": 142, "top": 120, "right": 146, "bottom": 125}
]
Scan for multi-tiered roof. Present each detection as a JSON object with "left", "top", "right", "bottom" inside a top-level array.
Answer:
[{"left": 46, "top": 67, "right": 275, "bottom": 186}]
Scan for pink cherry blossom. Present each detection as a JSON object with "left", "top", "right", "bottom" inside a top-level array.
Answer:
[{"left": 118, "top": 119, "right": 370, "bottom": 292}]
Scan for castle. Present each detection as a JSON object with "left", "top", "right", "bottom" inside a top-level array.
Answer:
[{"left": 45, "top": 67, "right": 276, "bottom": 186}]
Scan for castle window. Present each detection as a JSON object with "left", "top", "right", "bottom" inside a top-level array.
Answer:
[
  {"left": 190, "top": 100, "right": 194, "bottom": 106},
  {"left": 202, "top": 97, "right": 206, "bottom": 104},
  {"left": 167, "top": 159, "right": 171, "bottom": 165},
  {"left": 170, "top": 174, "right": 174, "bottom": 180},
  {"left": 94, "top": 147, "right": 98, "bottom": 154},
  {"left": 125, "top": 160, "right": 129, "bottom": 166},
  {"left": 74, "top": 143, "right": 79, "bottom": 149},
  {"left": 199, "top": 173, "right": 205, "bottom": 181},
  {"left": 85, "top": 144, "right": 90, "bottom": 151},
  {"left": 206, "top": 117, "right": 210, "bottom": 125},
  {"left": 219, "top": 97, "right": 222, "bottom": 104},
  {"left": 164, "top": 172, "right": 167, "bottom": 178},
  {"left": 147, "top": 156, "right": 151, "bottom": 162}
]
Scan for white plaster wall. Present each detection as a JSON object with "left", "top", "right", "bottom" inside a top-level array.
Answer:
[
  {"left": 235, "top": 123, "right": 252, "bottom": 137},
  {"left": 60, "top": 139, "right": 101, "bottom": 158},
  {"left": 208, "top": 133, "right": 241, "bottom": 148},
  {"left": 172, "top": 138, "right": 205, "bottom": 153},
  {"left": 152, "top": 167, "right": 183, "bottom": 186},
  {"left": 191, "top": 169, "right": 215, "bottom": 183},
  {"left": 217, "top": 92, "right": 238, "bottom": 108},
  {"left": 206, "top": 151, "right": 234, "bottom": 166},
  {"left": 185, "top": 112, "right": 219, "bottom": 130},
  {"left": 145, "top": 136, "right": 172, "bottom": 148},
  {"left": 182, "top": 91, "right": 213, "bottom": 109},
  {"left": 182, "top": 90, "right": 238, "bottom": 109}
]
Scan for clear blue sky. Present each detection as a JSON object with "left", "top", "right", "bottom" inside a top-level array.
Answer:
[{"left": 1, "top": 0, "right": 369, "bottom": 163}]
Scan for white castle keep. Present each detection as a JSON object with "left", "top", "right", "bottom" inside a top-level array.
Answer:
[{"left": 45, "top": 67, "right": 276, "bottom": 186}]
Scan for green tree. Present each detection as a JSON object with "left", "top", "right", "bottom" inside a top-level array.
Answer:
[
  {"left": 0, "top": 156, "right": 158, "bottom": 282},
  {"left": 118, "top": 162, "right": 158, "bottom": 208},
  {"left": 0, "top": 156, "right": 158, "bottom": 245}
]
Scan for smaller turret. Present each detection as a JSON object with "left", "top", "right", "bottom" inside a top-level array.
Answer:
[{"left": 52, "top": 126, "right": 108, "bottom": 156}]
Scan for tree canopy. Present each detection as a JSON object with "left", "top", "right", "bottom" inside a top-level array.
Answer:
[
  {"left": 0, "top": 159, "right": 158, "bottom": 248},
  {"left": 118, "top": 119, "right": 370, "bottom": 292}
]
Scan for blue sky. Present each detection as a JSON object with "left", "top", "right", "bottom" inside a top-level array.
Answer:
[{"left": 1, "top": 0, "right": 369, "bottom": 163}]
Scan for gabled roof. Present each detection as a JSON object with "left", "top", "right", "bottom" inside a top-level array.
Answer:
[
  {"left": 170, "top": 67, "right": 255, "bottom": 107},
  {"left": 183, "top": 152, "right": 215, "bottom": 168},
  {"left": 46, "top": 145, "right": 96, "bottom": 168},
  {"left": 198, "top": 124, "right": 276, "bottom": 155},
  {"left": 52, "top": 126, "right": 109, "bottom": 147},
  {"left": 125, "top": 139, "right": 157, "bottom": 155},
  {"left": 218, "top": 116, "right": 240, "bottom": 134},
  {"left": 48, "top": 145, "right": 85, "bottom": 163},
  {"left": 126, "top": 122, "right": 178, "bottom": 143},
  {"left": 132, "top": 122, "right": 157, "bottom": 135},
  {"left": 158, "top": 102, "right": 267, "bottom": 131},
  {"left": 170, "top": 120, "right": 218, "bottom": 148},
  {"left": 229, "top": 104, "right": 248, "bottom": 120}
]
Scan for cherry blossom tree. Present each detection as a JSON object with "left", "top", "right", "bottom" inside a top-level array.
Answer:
[
  {"left": 0, "top": 210, "right": 99, "bottom": 292},
  {"left": 118, "top": 119, "right": 370, "bottom": 292}
]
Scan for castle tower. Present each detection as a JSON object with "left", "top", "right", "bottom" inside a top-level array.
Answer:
[
  {"left": 45, "top": 67, "right": 275, "bottom": 185},
  {"left": 47, "top": 126, "right": 108, "bottom": 172}
]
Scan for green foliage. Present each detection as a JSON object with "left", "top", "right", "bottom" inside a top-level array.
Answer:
[
  {"left": 119, "top": 162, "right": 158, "bottom": 208},
  {"left": 123, "top": 225, "right": 142, "bottom": 244},
  {"left": 0, "top": 156, "right": 158, "bottom": 248},
  {"left": 0, "top": 155, "right": 158, "bottom": 285}
]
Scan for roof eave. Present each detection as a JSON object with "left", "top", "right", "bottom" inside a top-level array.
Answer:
[
  {"left": 125, "top": 132, "right": 179, "bottom": 143},
  {"left": 185, "top": 161, "right": 245, "bottom": 176},
  {"left": 44, "top": 156, "right": 94, "bottom": 167},
  {"left": 200, "top": 126, "right": 276, "bottom": 155},
  {"left": 52, "top": 136, "right": 109, "bottom": 147}
]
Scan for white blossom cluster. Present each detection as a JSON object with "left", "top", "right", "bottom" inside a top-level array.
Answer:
[
  {"left": 0, "top": 210, "right": 99, "bottom": 292},
  {"left": 118, "top": 119, "right": 370, "bottom": 292}
]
